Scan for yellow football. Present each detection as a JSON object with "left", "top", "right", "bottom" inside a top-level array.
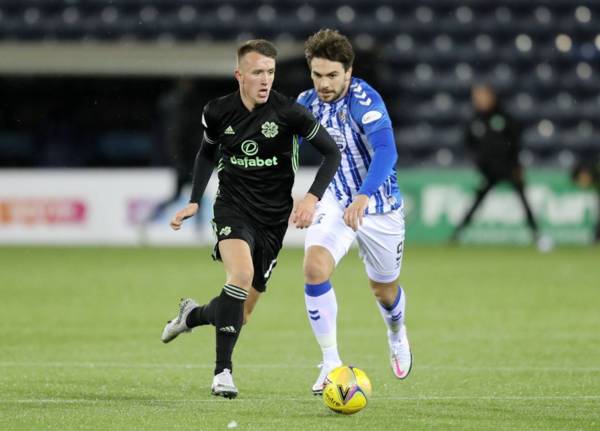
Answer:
[{"left": 322, "top": 365, "right": 372, "bottom": 415}]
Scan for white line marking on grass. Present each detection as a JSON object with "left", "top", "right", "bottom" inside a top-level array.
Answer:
[
  {"left": 420, "top": 365, "right": 600, "bottom": 373},
  {"left": 1, "top": 362, "right": 600, "bottom": 373},
  {"left": 2, "top": 395, "right": 600, "bottom": 404},
  {"left": 0, "top": 362, "right": 309, "bottom": 369}
]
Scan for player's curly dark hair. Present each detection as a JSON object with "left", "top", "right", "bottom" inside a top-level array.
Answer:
[
  {"left": 304, "top": 29, "right": 355, "bottom": 71},
  {"left": 237, "top": 39, "right": 277, "bottom": 61}
]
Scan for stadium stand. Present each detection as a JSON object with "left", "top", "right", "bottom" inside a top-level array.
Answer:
[{"left": 0, "top": 0, "right": 599, "bottom": 167}]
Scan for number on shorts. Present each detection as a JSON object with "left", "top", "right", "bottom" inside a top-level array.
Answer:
[{"left": 395, "top": 242, "right": 404, "bottom": 269}]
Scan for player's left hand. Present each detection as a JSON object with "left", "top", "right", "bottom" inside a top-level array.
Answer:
[
  {"left": 292, "top": 193, "right": 319, "bottom": 229},
  {"left": 343, "top": 194, "right": 369, "bottom": 231}
]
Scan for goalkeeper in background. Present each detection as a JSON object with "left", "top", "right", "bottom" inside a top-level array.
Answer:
[{"left": 450, "top": 84, "right": 550, "bottom": 250}]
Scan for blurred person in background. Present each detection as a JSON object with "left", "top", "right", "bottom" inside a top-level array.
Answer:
[
  {"left": 147, "top": 78, "right": 204, "bottom": 222},
  {"left": 160, "top": 39, "right": 340, "bottom": 398},
  {"left": 571, "top": 158, "right": 600, "bottom": 243},
  {"left": 450, "top": 84, "right": 550, "bottom": 250},
  {"left": 297, "top": 29, "right": 411, "bottom": 394}
]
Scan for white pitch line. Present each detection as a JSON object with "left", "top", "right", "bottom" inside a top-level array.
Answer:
[
  {"left": 1, "top": 395, "right": 600, "bottom": 404},
  {"left": 1, "top": 362, "right": 600, "bottom": 373},
  {"left": 0, "top": 362, "right": 307, "bottom": 369}
]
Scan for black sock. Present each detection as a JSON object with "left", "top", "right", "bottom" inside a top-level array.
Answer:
[
  {"left": 214, "top": 284, "right": 247, "bottom": 375},
  {"left": 186, "top": 297, "right": 218, "bottom": 328}
]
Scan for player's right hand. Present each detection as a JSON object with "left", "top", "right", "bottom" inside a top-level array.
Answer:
[
  {"left": 292, "top": 193, "right": 319, "bottom": 229},
  {"left": 343, "top": 194, "right": 369, "bottom": 231},
  {"left": 170, "top": 203, "right": 199, "bottom": 231}
]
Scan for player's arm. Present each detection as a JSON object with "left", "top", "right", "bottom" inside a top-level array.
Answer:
[
  {"left": 344, "top": 86, "right": 397, "bottom": 230},
  {"left": 294, "top": 124, "right": 341, "bottom": 228},
  {"left": 288, "top": 101, "right": 340, "bottom": 228},
  {"left": 344, "top": 127, "right": 397, "bottom": 230},
  {"left": 306, "top": 125, "right": 341, "bottom": 198},
  {"left": 170, "top": 134, "right": 218, "bottom": 230},
  {"left": 171, "top": 106, "right": 219, "bottom": 231},
  {"left": 289, "top": 98, "right": 341, "bottom": 228}
]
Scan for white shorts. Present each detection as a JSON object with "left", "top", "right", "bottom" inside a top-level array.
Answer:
[{"left": 305, "top": 190, "right": 405, "bottom": 283}]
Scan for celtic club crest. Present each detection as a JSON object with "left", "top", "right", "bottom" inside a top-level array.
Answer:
[{"left": 261, "top": 121, "right": 278, "bottom": 138}]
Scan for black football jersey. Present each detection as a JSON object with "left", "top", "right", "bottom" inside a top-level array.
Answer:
[{"left": 202, "top": 90, "right": 321, "bottom": 225}]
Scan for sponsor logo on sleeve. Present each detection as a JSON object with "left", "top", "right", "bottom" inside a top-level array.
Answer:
[{"left": 361, "top": 111, "right": 383, "bottom": 124}]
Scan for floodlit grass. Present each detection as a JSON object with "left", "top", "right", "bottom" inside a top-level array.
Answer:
[{"left": 1, "top": 245, "right": 599, "bottom": 430}]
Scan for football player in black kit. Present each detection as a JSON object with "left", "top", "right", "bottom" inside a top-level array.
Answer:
[{"left": 160, "top": 40, "right": 341, "bottom": 398}]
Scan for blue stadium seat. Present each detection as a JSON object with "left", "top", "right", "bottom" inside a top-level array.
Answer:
[
  {"left": 92, "top": 132, "right": 155, "bottom": 166},
  {"left": 0, "top": 131, "right": 36, "bottom": 166},
  {"left": 2, "top": 0, "right": 600, "bottom": 164}
]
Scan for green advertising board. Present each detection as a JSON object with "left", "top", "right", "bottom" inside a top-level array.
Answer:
[{"left": 399, "top": 168, "right": 598, "bottom": 245}]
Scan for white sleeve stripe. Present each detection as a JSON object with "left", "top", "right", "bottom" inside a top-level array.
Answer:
[
  {"left": 305, "top": 122, "right": 320, "bottom": 140},
  {"left": 203, "top": 131, "right": 217, "bottom": 145}
]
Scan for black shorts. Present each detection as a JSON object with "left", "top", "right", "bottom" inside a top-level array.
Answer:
[{"left": 211, "top": 203, "right": 288, "bottom": 292}]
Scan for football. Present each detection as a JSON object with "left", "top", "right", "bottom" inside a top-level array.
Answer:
[{"left": 322, "top": 366, "right": 372, "bottom": 415}]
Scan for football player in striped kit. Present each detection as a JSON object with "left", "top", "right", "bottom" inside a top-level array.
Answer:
[{"left": 297, "top": 29, "right": 412, "bottom": 394}]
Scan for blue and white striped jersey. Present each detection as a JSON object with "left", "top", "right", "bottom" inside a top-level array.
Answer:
[{"left": 297, "top": 77, "right": 402, "bottom": 214}]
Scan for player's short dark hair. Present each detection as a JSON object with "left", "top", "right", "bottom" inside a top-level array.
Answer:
[
  {"left": 237, "top": 39, "right": 278, "bottom": 61},
  {"left": 304, "top": 29, "right": 355, "bottom": 71}
]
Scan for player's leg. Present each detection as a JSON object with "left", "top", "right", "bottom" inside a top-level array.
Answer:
[
  {"left": 357, "top": 209, "right": 412, "bottom": 379},
  {"left": 508, "top": 172, "right": 557, "bottom": 251},
  {"left": 371, "top": 279, "right": 410, "bottom": 379},
  {"left": 509, "top": 174, "right": 541, "bottom": 237},
  {"left": 304, "top": 245, "right": 342, "bottom": 395},
  {"left": 208, "top": 238, "right": 253, "bottom": 398},
  {"left": 165, "top": 285, "right": 261, "bottom": 336},
  {"left": 241, "top": 226, "right": 281, "bottom": 325},
  {"left": 178, "top": 264, "right": 260, "bottom": 331},
  {"left": 164, "top": 236, "right": 253, "bottom": 333},
  {"left": 243, "top": 287, "right": 262, "bottom": 325},
  {"left": 304, "top": 245, "right": 339, "bottom": 381},
  {"left": 451, "top": 175, "right": 496, "bottom": 241},
  {"left": 159, "top": 238, "right": 251, "bottom": 398},
  {"left": 303, "top": 192, "right": 355, "bottom": 394}
]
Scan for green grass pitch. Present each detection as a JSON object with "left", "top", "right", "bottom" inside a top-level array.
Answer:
[{"left": 1, "top": 245, "right": 599, "bottom": 430}]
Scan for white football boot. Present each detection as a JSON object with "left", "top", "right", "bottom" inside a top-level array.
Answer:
[
  {"left": 312, "top": 361, "right": 342, "bottom": 395},
  {"left": 389, "top": 325, "right": 412, "bottom": 379},
  {"left": 211, "top": 368, "right": 238, "bottom": 399},
  {"left": 161, "top": 298, "right": 199, "bottom": 343}
]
